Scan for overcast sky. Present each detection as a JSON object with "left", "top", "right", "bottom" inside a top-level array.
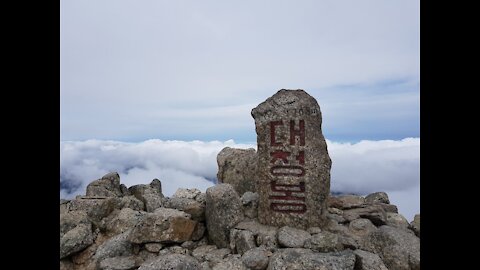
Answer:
[
  {"left": 61, "top": 0, "right": 419, "bottom": 143},
  {"left": 60, "top": 1, "right": 420, "bottom": 220}
]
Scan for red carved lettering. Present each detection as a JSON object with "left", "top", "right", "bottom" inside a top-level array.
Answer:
[
  {"left": 289, "top": 120, "right": 305, "bottom": 146},
  {"left": 270, "top": 121, "right": 283, "bottom": 146},
  {"left": 295, "top": 151, "right": 305, "bottom": 165},
  {"left": 270, "top": 165, "right": 305, "bottom": 177},
  {"left": 270, "top": 151, "right": 291, "bottom": 164},
  {"left": 270, "top": 202, "right": 306, "bottom": 213}
]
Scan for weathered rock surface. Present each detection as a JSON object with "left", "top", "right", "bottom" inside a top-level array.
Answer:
[
  {"left": 165, "top": 197, "right": 205, "bottom": 221},
  {"left": 252, "top": 89, "right": 331, "bottom": 229},
  {"left": 217, "top": 147, "right": 257, "bottom": 195},
  {"left": 94, "top": 231, "right": 133, "bottom": 261},
  {"left": 328, "top": 195, "right": 365, "bottom": 209},
  {"left": 365, "top": 192, "right": 390, "bottom": 204},
  {"left": 304, "top": 231, "right": 344, "bottom": 252},
  {"left": 138, "top": 253, "right": 201, "bottom": 270},
  {"left": 206, "top": 184, "right": 244, "bottom": 248},
  {"left": 128, "top": 208, "right": 197, "bottom": 244},
  {"left": 353, "top": 249, "right": 388, "bottom": 270},
  {"left": 277, "top": 226, "right": 311, "bottom": 248},
  {"left": 86, "top": 172, "right": 123, "bottom": 197},
  {"left": 267, "top": 248, "right": 355, "bottom": 270},
  {"left": 241, "top": 247, "right": 271, "bottom": 270},
  {"left": 362, "top": 225, "right": 420, "bottom": 270},
  {"left": 99, "top": 256, "right": 137, "bottom": 270},
  {"left": 60, "top": 223, "right": 94, "bottom": 259},
  {"left": 128, "top": 179, "right": 164, "bottom": 212},
  {"left": 241, "top": 191, "right": 259, "bottom": 219},
  {"left": 410, "top": 214, "right": 420, "bottom": 237}
]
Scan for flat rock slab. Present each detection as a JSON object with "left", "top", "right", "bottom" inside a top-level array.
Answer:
[{"left": 252, "top": 89, "right": 331, "bottom": 229}]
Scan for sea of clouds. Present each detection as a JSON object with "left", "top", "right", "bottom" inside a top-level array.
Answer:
[{"left": 60, "top": 138, "right": 419, "bottom": 220}]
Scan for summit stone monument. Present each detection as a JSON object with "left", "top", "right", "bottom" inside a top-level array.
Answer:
[{"left": 251, "top": 89, "right": 331, "bottom": 229}]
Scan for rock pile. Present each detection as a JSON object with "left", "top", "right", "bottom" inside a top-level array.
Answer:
[
  {"left": 60, "top": 173, "right": 419, "bottom": 270},
  {"left": 60, "top": 90, "right": 419, "bottom": 269}
]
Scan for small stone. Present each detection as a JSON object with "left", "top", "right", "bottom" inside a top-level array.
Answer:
[
  {"left": 241, "top": 247, "right": 271, "bottom": 270},
  {"left": 217, "top": 147, "right": 257, "bottom": 195},
  {"left": 99, "top": 256, "right": 136, "bottom": 270},
  {"left": 353, "top": 249, "right": 388, "bottom": 270},
  {"left": 212, "top": 256, "right": 248, "bottom": 270},
  {"left": 304, "top": 231, "right": 344, "bottom": 252},
  {"left": 94, "top": 231, "right": 133, "bottom": 261},
  {"left": 234, "top": 230, "right": 257, "bottom": 255},
  {"left": 343, "top": 204, "right": 387, "bottom": 226},
  {"left": 137, "top": 253, "right": 201, "bottom": 270},
  {"left": 144, "top": 243, "right": 163, "bottom": 253},
  {"left": 192, "top": 245, "right": 217, "bottom": 261},
  {"left": 181, "top": 241, "right": 196, "bottom": 250},
  {"left": 409, "top": 214, "right": 420, "bottom": 237},
  {"left": 348, "top": 218, "right": 377, "bottom": 237},
  {"left": 328, "top": 195, "right": 365, "bottom": 209},
  {"left": 128, "top": 208, "right": 197, "bottom": 244},
  {"left": 173, "top": 188, "right": 202, "bottom": 199},
  {"left": 306, "top": 228, "right": 320, "bottom": 236},
  {"left": 362, "top": 225, "right": 420, "bottom": 270},
  {"left": 365, "top": 192, "right": 390, "bottom": 204},
  {"left": 277, "top": 226, "right": 311, "bottom": 248},
  {"left": 60, "top": 223, "right": 94, "bottom": 259},
  {"left": 86, "top": 172, "right": 123, "bottom": 197},
  {"left": 386, "top": 212, "right": 410, "bottom": 230},
  {"left": 241, "top": 192, "right": 259, "bottom": 219},
  {"left": 205, "top": 184, "right": 244, "bottom": 248}
]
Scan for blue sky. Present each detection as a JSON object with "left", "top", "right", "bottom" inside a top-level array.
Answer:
[{"left": 60, "top": 0, "right": 420, "bottom": 220}]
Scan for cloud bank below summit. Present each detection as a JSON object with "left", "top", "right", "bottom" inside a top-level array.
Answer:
[{"left": 60, "top": 138, "right": 419, "bottom": 220}]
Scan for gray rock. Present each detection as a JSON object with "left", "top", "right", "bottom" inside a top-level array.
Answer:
[
  {"left": 307, "top": 227, "right": 321, "bottom": 234},
  {"left": 365, "top": 192, "right": 390, "bottom": 204},
  {"left": 304, "top": 231, "right": 344, "bottom": 252},
  {"left": 328, "top": 195, "right": 365, "bottom": 209},
  {"left": 94, "top": 231, "right": 133, "bottom": 261},
  {"left": 277, "top": 226, "right": 311, "bottom": 248},
  {"left": 362, "top": 225, "right": 420, "bottom": 270},
  {"left": 138, "top": 253, "right": 201, "bottom": 270},
  {"left": 118, "top": 195, "right": 145, "bottom": 211},
  {"left": 60, "top": 259, "right": 74, "bottom": 270},
  {"left": 173, "top": 188, "right": 202, "bottom": 200},
  {"left": 409, "top": 214, "right": 420, "bottom": 237},
  {"left": 252, "top": 89, "right": 331, "bottom": 229},
  {"left": 343, "top": 204, "right": 387, "bottom": 226},
  {"left": 128, "top": 179, "right": 165, "bottom": 212},
  {"left": 205, "top": 184, "right": 244, "bottom": 248},
  {"left": 328, "top": 207, "right": 343, "bottom": 215},
  {"left": 60, "top": 223, "right": 94, "bottom": 259},
  {"left": 99, "top": 256, "right": 136, "bottom": 270},
  {"left": 234, "top": 220, "right": 278, "bottom": 249},
  {"left": 386, "top": 213, "right": 410, "bottom": 230},
  {"left": 68, "top": 197, "right": 120, "bottom": 223},
  {"left": 192, "top": 245, "right": 218, "bottom": 261},
  {"left": 267, "top": 248, "right": 355, "bottom": 270},
  {"left": 348, "top": 218, "right": 377, "bottom": 237},
  {"left": 60, "top": 199, "right": 70, "bottom": 215},
  {"left": 233, "top": 230, "right": 257, "bottom": 255},
  {"left": 241, "top": 191, "right": 259, "bottom": 219},
  {"left": 145, "top": 243, "right": 163, "bottom": 253},
  {"left": 86, "top": 172, "right": 123, "bottom": 197},
  {"left": 378, "top": 203, "right": 398, "bottom": 213},
  {"left": 181, "top": 240, "right": 196, "bottom": 250},
  {"left": 128, "top": 208, "right": 197, "bottom": 244},
  {"left": 212, "top": 257, "right": 248, "bottom": 270},
  {"left": 217, "top": 147, "right": 257, "bottom": 195},
  {"left": 60, "top": 210, "right": 90, "bottom": 237},
  {"left": 353, "top": 249, "right": 388, "bottom": 270},
  {"left": 165, "top": 197, "right": 205, "bottom": 221},
  {"left": 241, "top": 247, "right": 271, "bottom": 270},
  {"left": 102, "top": 208, "right": 147, "bottom": 236},
  {"left": 204, "top": 248, "right": 232, "bottom": 267},
  {"left": 167, "top": 245, "right": 190, "bottom": 255},
  {"left": 192, "top": 222, "right": 206, "bottom": 241}
]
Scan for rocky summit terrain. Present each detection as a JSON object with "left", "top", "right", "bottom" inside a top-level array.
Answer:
[
  {"left": 60, "top": 90, "right": 420, "bottom": 269},
  {"left": 60, "top": 172, "right": 420, "bottom": 270}
]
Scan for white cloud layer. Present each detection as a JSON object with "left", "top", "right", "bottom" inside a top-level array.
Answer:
[{"left": 60, "top": 138, "right": 419, "bottom": 220}]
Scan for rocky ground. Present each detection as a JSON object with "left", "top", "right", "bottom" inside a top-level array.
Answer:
[{"left": 60, "top": 172, "right": 420, "bottom": 270}]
